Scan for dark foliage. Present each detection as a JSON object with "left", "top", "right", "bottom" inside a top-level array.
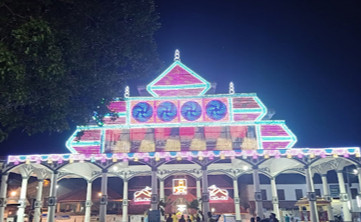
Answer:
[{"left": 0, "top": 0, "right": 160, "bottom": 141}]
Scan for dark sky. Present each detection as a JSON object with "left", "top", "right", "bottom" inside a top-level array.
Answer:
[{"left": 1, "top": 0, "right": 361, "bottom": 156}]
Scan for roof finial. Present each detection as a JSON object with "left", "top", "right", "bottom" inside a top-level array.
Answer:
[
  {"left": 229, "top": 81, "right": 235, "bottom": 94},
  {"left": 174, "top": 49, "right": 180, "bottom": 61},
  {"left": 124, "top": 85, "right": 130, "bottom": 98}
]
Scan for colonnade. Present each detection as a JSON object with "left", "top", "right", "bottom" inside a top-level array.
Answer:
[{"left": 0, "top": 161, "right": 360, "bottom": 222}]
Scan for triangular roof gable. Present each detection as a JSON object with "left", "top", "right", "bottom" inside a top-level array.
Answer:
[{"left": 146, "top": 60, "right": 211, "bottom": 97}]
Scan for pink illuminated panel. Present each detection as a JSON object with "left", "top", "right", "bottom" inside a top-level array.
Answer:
[
  {"left": 154, "top": 65, "right": 204, "bottom": 86},
  {"left": 261, "top": 125, "right": 289, "bottom": 137}
]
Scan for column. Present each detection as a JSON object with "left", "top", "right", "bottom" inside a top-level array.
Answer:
[
  {"left": 122, "top": 179, "right": 128, "bottom": 222},
  {"left": 270, "top": 177, "right": 280, "bottom": 219},
  {"left": 17, "top": 176, "right": 29, "bottom": 222},
  {"left": 159, "top": 179, "right": 165, "bottom": 202},
  {"left": 151, "top": 167, "right": 158, "bottom": 210},
  {"left": 321, "top": 174, "right": 334, "bottom": 221},
  {"left": 201, "top": 166, "right": 210, "bottom": 221},
  {"left": 305, "top": 167, "right": 319, "bottom": 222},
  {"left": 196, "top": 179, "right": 202, "bottom": 211},
  {"left": 99, "top": 170, "right": 108, "bottom": 222},
  {"left": 252, "top": 167, "right": 263, "bottom": 218},
  {"left": 33, "top": 179, "right": 44, "bottom": 222},
  {"left": 0, "top": 173, "right": 9, "bottom": 222},
  {"left": 337, "top": 170, "right": 352, "bottom": 221},
  {"left": 84, "top": 181, "right": 92, "bottom": 222},
  {"left": 233, "top": 178, "right": 241, "bottom": 222},
  {"left": 357, "top": 167, "right": 361, "bottom": 193},
  {"left": 47, "top": 171, "right": 58, "bottom": 222}
]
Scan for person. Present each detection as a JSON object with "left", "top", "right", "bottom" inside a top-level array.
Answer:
[
  {"left": 269, "top": 213, "right": 279, "bottom": 222},
  {"left": 172, "top": 213, "right": 178, "bottom": 222},
  {"left": 196, "top": 214, "right": 201, "bottom": 222},
  {"left": 285, "top": 215, "right": 290, "bottom": 222},
  {"left": 198, "top": 211, "right": 204, "bottom": 222},
  {"left": 250, "top": 218, "right": 255, "bottom": 222},
  {"left": 256, "top": 217, "right": 261, "bottom": 222},
  {"left": 166, "top": 214, "right": 173, "bottom": 222},
  {"left": 179, "top": 215, "right": 186, "bottom": 222}
]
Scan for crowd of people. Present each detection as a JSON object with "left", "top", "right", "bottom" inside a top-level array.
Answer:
[
  {"left": 250, "top": 213, "right": 279, "bottom": 222},
  {"left": 164, "top": 211, "right": 221, "bottom": 222},
  {"left": 163, "top": 211, "right": 281, "bottom": 222}
]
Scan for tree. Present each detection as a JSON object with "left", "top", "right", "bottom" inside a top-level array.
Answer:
[{"left": 0, "top": 0, "right": 160, "bottom": 141}]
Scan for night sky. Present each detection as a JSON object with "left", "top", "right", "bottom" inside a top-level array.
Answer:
[{"left": 1, "top": 0, "right": 361, "bottom": 156}]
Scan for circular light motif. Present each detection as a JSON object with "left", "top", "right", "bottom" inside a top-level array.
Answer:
[
  {"left": 157, "top": 101, "right": 177, "bottom": 122},
  {"left": 132, "top": 102, "right": 153, "bottom": 122},
  {"left": 181, "top": 101, "right": 202, "bottom": 121},
  {"left": 206, "top": 100, "right": 227, "bottom": 120}
]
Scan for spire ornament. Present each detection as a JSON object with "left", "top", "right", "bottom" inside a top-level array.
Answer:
[
  {"left": 124, "top": 86, "right": 130, "bottom": 98},
  {"left": 174, "top": 49, "right": 180, "bottom": 61},
  {"left": 229, "top": 82, "right": 235, "bottom": 94}
]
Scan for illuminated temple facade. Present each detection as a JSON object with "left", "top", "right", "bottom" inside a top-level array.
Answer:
[{"left": 1, "top": 51, "right": 361, "bottom": 222}]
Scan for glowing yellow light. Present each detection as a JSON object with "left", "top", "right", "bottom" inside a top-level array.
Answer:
[
  {"left": 220, "top": 154, "right": 225, "bottom": 160},
  {"left": 173, "top": 179, "right": 187, "bottom": 195},
  {"left": 112, "top": 158, "right": 117, "bottom": 162},
  {"left": 134, "top": 157, "right": 138, "bottom": 162},
  {"left": 264, "top": 154, "right": 269, "bottom": 159},
  {"left": 310, "top": 153, "right": 315, "bottom": 158},
  {"left": 333, "top": 154, "right": 338, "bottom": 158},
  {"left": 98, "top": 192, "right": 102, "bottom": 197},
  {"left": 155, "top": 156, "right": 160, "bottom": 161},
  {"left": 287, "top": 154, "right": 292, "bottom": 158},
  {"left": 10, "top": 191, "right": 16, "bottom": 197},
  {"left": 356, "top": 153, "right": 360, "bottom": 158},
  {"left": 198, "top": 156, "right": 203, "bottom": 160},
  {"left": 176, "top": 156, "right": 182, "bottom": 161}
]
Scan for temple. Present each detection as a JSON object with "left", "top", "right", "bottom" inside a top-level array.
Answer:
[{"left": 1, "top": 50, "right": 360, "bottom": 222}]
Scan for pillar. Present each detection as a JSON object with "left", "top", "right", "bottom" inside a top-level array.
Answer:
[
  {"left": 17, "top": 176, "right": 29, "bottom": 222},
  {"left": 33, "top": 179, "right": 44, "bottom": 222},
  {"left": 196, "top": 178, "right": 202, "bottom": 211},
  {"left": 122, "top": 179, "right": 128, "bottom": 222},
  {"left": 305, "top": 167, "right": 319, "bottom": 222},
  {"left": 201, "top": 166, "right": 210, "bottom": 221},
  {"left": 159, "top": 179, "right": 165, "bottom": 202},
  {"left": 56, "top": 203, "right": 60, "bottom": 213},
  {"left": 76, "top": 203, "right": 81, "bottom": 212},
  {"left": 150, "top": 167, "right": 158, "bottom": 210},
  {"left": 270, "top": 177, "right": 280, "bottom": 219},
  {"left": 0, "top": 173, "right": 8, "bottom": 222},
  {"left": 99, "top": 170, "right": 108, "bottom": 222},
  {"left": 321, "top": 174, "right": 334, "bottom": 221},
  {"left": 47, "top": 171, "right": 58, "bottom": 222},
  {"left": 252, "top": 167, "right": 263, "bottom": 218},
  {"left": 337, "top": 170, "right": 352, "bottom": 221},
  {"left": 357, "top": 167, "right": 361, "bottom": 193},
  {"left": 84, "top": 181, "right": 92, "bottom": 222},
  {"left": 233, "top": 178, "right": 241, "bottom": 222}
]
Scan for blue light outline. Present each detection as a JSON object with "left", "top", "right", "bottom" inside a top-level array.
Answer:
[
  {"left": 65, "top": 131, "right": 78, "bottom": 154},
  {"left": 70, "top": 141, "right": 101, "bottom": 146},
  {"left": 255, "top": 125, "right": 263, "bottom": 149},
  {"left": 233, "top": 108, "right": 263, "bottom": 113},
  {"left": 228, "top": 98, "right": 233, "bottom": 122},
  {"left": 122, "top": 93, "right": 258, "bottom": 101},
  {"left": 281, "top": 123, "right": 298, "bottom": 148},
  {"left": 75, "top": 120, "right": 287, "bottom": 130},
  {"left": 151, "top": 84, "right": 207, "bottom": 90},
  {"left": 100, "top": 129, "right": 105, "bottom": 153},
  {"left": 253, "top": 97, "right": 268, "bottom": 120}
]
